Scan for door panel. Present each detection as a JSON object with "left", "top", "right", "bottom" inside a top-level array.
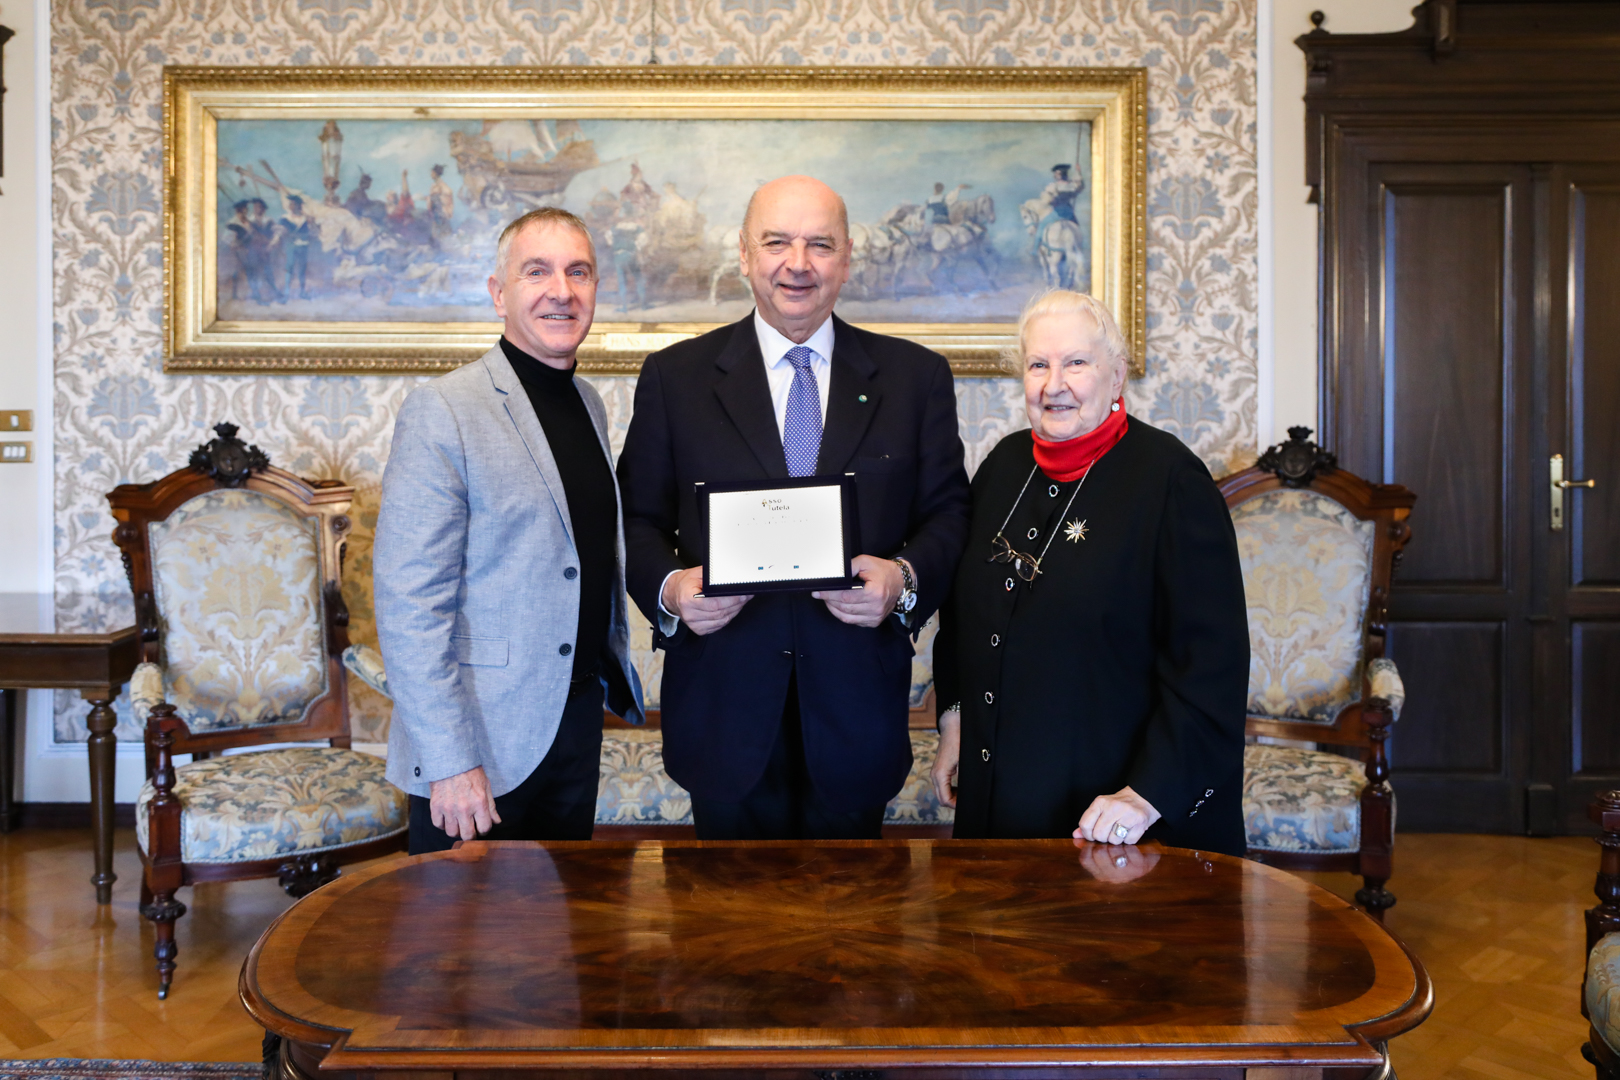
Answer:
[
  {"left": 1385, "top": 621, "right": 1503, "bottom": 773},
  {"left": 1569, "top": 184, "right": 1620, "bottom": 588},
  {"left": 1555, "top": 167, "right": 1620, "bottom": 825},
  {"left": 1572, "top": 622, "right": 1620, "bottom": 775},
  {"left": 1335, "top": 153, "right": 1534, "bottom": 831},
  {"left": 1383, "top": 187, "right": 1508, "bottom": 586}
]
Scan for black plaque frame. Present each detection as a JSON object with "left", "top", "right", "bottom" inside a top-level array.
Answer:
[{"left": 697, "top": 474, "right": 863, "bottom": 597}]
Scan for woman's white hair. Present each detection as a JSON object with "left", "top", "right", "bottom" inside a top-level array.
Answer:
[{"left": 1002, "top": 289, "right": 1131, "bottom": 378}]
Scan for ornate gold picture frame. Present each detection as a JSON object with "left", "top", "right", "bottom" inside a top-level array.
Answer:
[{"left": 164, "top": 66, "right": 1147, "bottom": 375}]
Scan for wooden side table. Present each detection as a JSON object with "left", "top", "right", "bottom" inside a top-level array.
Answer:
[{"left": 0, "top": 593, "right": 140, "bottom": 903}]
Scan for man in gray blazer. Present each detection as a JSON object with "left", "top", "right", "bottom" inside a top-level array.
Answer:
[{"left": 376, "top": 207, "right": 643, "bottom": 854}]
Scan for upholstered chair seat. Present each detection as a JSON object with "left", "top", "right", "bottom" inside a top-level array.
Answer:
[
  {"left": 1589, "top": 933, "right": 1620, "bottom": 1059},
  {"left": 1242, "top": 744, "right": 1366, "bottom": 854},
  {"left": 594, "top": 729, "right": 953, "bottom": 827},
  {"left": 134, "top": 746, "right": 405, "bottom": 864}
]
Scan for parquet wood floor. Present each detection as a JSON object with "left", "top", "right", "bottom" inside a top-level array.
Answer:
[{"left": 0, "top": 828, "right": 1600, "bottom": 1078}]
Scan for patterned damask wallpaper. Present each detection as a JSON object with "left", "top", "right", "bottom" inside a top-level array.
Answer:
[{"left": 49, "top": 0, "right": 1258, "bottom": 743}]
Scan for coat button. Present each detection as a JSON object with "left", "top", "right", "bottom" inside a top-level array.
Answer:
[
  {"left": 1005, "top": 577, "right": 1015, "bottom": 591},
  {"left": 981, "top": 749, "right": 991, "bottom": 762},
  {"left": 1026, "top": 527, "right": 1039, "bottom": 540},
  {"left": 559, "top": 643, "right": 573, "bottom": 655},
  {"left": 564, "top": 566, "right": 578, "bottom": 580},
  {"left": 413, "top": 766, "right": 420, "bottom": 777},
  {"left": 1048, "top": 484, "right": 1059, "bottom": 497},
  {"left": 984, "top": 691, "right": 995, "bottom": 704},
  {"left": 990, "top": 633, "right": 1000, "bottom": 647}
]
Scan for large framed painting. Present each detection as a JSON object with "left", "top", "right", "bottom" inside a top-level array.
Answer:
[{"left": 164, "top": 66, "right": 1147, "bottom": 375}]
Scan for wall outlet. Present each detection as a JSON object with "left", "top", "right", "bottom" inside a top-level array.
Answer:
[
  {"left": 0, "top": 442, "right": 33, "bottom": 463},
  {"left": 0, "top": 411, "right": 33, "bottom": 432}
]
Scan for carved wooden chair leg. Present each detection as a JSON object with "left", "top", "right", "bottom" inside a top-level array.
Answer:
[
  {"left": 141, "top": 705, "right": 188, "bottom": 997},
  {"left": 142, "top": 885, "right": 187, "bottom": 999},
  {"left": 1356, "top": 699, "right": 1397, "bottom": 920}
]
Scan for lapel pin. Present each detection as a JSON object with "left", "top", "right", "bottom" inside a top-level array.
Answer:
[{"left": 858, "top": 394, "right": 869, "bottom": 403}]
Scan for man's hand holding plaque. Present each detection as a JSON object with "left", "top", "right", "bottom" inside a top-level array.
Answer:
[
  {"left": 812, "top": 555, "right": 903, "bottom": 628},
  {"left": 661, "top": 566, "right": 752, "bottom": 637}
]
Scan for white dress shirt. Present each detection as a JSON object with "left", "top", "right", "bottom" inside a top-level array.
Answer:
[
  {"left": 755, "top": 310, "right": 834, "bottom": 437},
  {"left": 657, "top": 312, "right": 836, "bottom": 630}
]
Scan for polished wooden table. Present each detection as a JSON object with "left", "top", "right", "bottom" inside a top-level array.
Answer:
[
  {"left": 0, "top": 593, "right": 140, "bottom": 902},
  {"left": 242, "top": 839, "right": 1431, "bottom": 1080}
]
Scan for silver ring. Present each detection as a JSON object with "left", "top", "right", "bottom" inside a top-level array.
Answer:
[
  {"left": 1113, "top": 824, "right": 1129, "bottom": 839},
  {"left": 1114, "top": 855, "right": 1127, "bottom": 867}
]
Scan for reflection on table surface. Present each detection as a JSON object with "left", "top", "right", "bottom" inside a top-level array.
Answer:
[
  {"left": 249, "top": 838, "right": 1425, "bottom": 1056},
  {"left": 0, "top": 593, "right": 136, "bottom": 637}
]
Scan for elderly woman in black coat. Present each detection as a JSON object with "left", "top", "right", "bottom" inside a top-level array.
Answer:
[{"left": 931, "top": 290, "right": 1250, "bottom": 856}]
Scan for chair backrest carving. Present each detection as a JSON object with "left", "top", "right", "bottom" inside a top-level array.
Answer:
[
  {"left": 1218, "top": 428, "right": 1415, "bottom": 748},
  {"left": 109, "top": 422, "right": 356, "bottom": 753}
]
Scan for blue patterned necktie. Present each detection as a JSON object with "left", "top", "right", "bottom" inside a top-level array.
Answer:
[{"left": 782, "top": 345, "right": 823, "bottom": 477}]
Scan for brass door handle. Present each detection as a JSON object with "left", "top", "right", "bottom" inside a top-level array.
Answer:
[{"left": 1551, "top": 454, "right": 1596, "bottom": 530}]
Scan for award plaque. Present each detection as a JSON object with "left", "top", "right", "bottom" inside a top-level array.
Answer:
[{"left": 697, "top": 475, "right": 863, "bottom": 597}]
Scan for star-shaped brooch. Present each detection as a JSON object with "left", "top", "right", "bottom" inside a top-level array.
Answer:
[{"left": 1064, "top": 519, "right": 1088, "bottom": 543}]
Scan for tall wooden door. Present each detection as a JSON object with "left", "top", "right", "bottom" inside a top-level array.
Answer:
[
  {"left": 1328, "top": 152, "right": 1538, "bottom": 832},
  {"left": 1546, "top": 164, "right": 1620, "bottom": 830},
  {"left": 1302, "top": 1, "right": 1620, "bottom": 832}
]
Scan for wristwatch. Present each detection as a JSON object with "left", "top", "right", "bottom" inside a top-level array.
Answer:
[{"left": 892, "top": 558, "right": 918, "bottom": 616}]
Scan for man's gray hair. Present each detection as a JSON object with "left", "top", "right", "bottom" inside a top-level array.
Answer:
[
  {"left": 494, "top": 207, "right": 597, "bottom": 278},
  {"left": 1003, "top": 289, "right": 1131, "bottom": 378}
]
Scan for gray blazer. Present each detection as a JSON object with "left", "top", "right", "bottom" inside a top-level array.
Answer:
[{"left": 376, "top": 345, "right": 644, "bottom": 799}]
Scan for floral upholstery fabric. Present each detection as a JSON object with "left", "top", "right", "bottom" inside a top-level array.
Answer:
[
  {"left": 1242, "top": 743, "right": 1365, "bottom": 853},
  {"left": 887, "top": 729, "right": 955, "bottom": 825},
  {"left": 1367, "top": 657, "right": 1406, "bottom": 722},
  {"left": 597, "top": 730, "right": 692, "bottom": 825},
  {"left": 1589, "top": 933, "right": 1620, "bottom": 1054},
  {"left": 1233, "top": 490, "right": 1376, "bottom": 725},
  {"left": 135, "top": 746, "right": 406, "bottom": 863},
  {"left": 595, "top": 730, "right": 954, "bottom": 826},
  {"left": 910, "top": 615, "right": 939, "bottom": 710},
  {"left": 342, "top": 644, "right": 390, "bottom": 700},
  {"left": 129, "top": 661, "right": 165, "bottom": 724},
  {"left": 149, "top": 490, "right": 329, "bottom": 732}
]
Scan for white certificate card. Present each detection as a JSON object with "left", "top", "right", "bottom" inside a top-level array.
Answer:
[{"left": 706, "top": 484, "right": 848, "bottom": 588}]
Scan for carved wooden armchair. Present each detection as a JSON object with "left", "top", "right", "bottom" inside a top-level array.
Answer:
[
  {"left": 1218, "top": 428, "right": 1415, "bottom": 920},
  {"left": 108, "top": 423, "right": 407, "bottom": 999},
  {"left": 1585, "top": 790, "right": 1620, "bottom": 1079}
]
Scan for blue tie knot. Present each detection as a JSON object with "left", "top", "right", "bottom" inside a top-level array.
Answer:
[{"left": 785, "top": 345, "right": 816, "bottom": 372}]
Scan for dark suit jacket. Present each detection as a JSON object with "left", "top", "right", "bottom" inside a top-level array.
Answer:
[{"left": 618, "top": 314, "right": 971, "bottom": 812}]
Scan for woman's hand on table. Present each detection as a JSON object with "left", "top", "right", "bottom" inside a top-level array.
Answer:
[
  {"left": 931, "top": 708, "right": 961, "bottom": 809},
  {"left": 1075, "top": 785, "right": 1160, "bottom": 845}
]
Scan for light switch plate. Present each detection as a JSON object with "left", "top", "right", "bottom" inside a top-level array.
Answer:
[
  {"left": 0, "top": 410, "right": 33, "bottom": 432},
  {"left": 0, "top": 442, "right": 33, "bottom": 463}
]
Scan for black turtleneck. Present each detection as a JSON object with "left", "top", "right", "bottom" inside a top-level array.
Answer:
[{"left": 500, "top": 337, "right": 618, "bottom": 685}]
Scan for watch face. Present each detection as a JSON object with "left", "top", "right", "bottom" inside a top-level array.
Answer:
[{"left": 902, "top": 592, "right": 918, "bottom": 612}]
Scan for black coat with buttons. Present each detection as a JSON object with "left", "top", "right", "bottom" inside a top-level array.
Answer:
[{"left": 934, "top": 422, "right": 1249, "bottom": 855}]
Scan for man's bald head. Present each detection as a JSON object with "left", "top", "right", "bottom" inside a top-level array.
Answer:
[
  {"left": 738, "top": 175, "right": 852, "bottom": 344},
  {"left": 742, "top": 175, "right": 849, "bottom": 246}
]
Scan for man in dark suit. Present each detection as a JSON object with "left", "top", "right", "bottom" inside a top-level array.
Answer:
[{"left": 618, "top": 175, "right": 970, "bottom": 840}]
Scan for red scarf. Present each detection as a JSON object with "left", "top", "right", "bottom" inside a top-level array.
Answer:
[{"left": 1030, "top": 399, "right": 1128, "bottom": 482}]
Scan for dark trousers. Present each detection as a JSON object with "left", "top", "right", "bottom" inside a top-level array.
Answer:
[
  {"left": 408, "top": 685, "right": 603, "bottom": 855},
  {"left": 691, "top": 674, "right": 886, "bottom": 841}
]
